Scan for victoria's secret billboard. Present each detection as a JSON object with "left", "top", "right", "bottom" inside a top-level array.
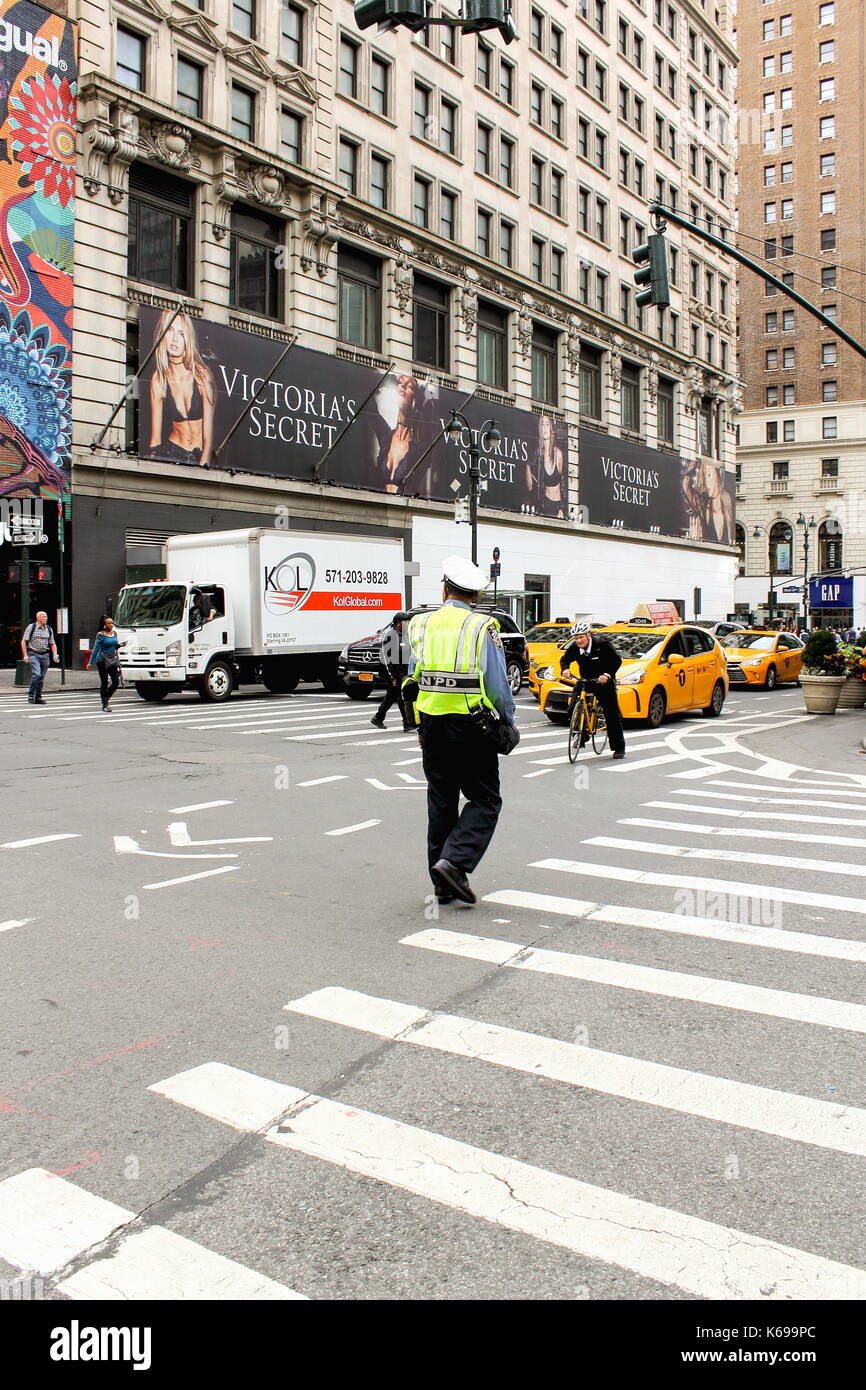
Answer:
[
  {"left": 138, "top": 308, "right": 569, "bottom": 517},
  {"left": 578, "top": 428, "right": 736, "bottom": 543}
]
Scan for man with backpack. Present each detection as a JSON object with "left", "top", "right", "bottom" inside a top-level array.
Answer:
[{"left": 20, "top": 610, "right": 59, "bottom": 704}]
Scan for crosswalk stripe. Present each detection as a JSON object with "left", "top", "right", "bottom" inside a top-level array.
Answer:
[
  {"left": 324, "top": 819, "right": 381, "bottom": 836},
  {"left": 297, "top": 775, "right": 349, "bottom": 787},
  {"left": 708, "top": 779, "right": 866, "bottom": 798},
  {"left": 400, "top": 928, "right": 866, "bottom": 1035},
  {"left": 150, "top": 1062, "right": 866, "bottom": 1300},
  {"left": 670, "top": 787, "right": 866, "bottom": 812},
  {"left": 0, "top": 919, "right": 30, "bottom": 933},
  {"left": 482, "top": 888, "right": 866, "bottom": 962},
  {"left": 645, "top": 800, "right": 866, "bottom": 827},
  {"left": 621, "top": 816, "right": 866, "bottom": 849},
  {"left": 1, "top": 833, "right": 79, "bottom": 849},
  {"left": 142, "top": 866, "right": 238, "bottom": 890},
  {"left": 587, "top": 835, "right": 866, "bottom": 880},
  {"left": 605, "top": 752, "right": 692, "bottom": 772},
  {"left": 168, "top": 800, "right": 234, "bottom": 813},
  {"left": 0, "top": 1169, "right": 303, "bottom": 1299},
  {"left": 284, "top": 987, "right": 866, "bottom": 1157},
  {"left": 531, "top": 857, "right": 866, "bottom": 915}
]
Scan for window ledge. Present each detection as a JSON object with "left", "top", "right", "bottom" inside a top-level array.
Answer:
[
  {"left": 336, "top": 345, "right": 390, "bottom": 370},
  {"left": 127, "top": 284, "right": 202, "bottom": 314},
  {"left": 475, "top": 385, "right": 515, "bottom": 405}
]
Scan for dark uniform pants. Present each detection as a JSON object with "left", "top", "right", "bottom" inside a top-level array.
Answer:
[
  {"left": 569, "top": 679, "right": 625, "bottom": 753},
  {"left": 419, "top": 713, "right": 502, "bottom": 879},
  {"left": 374, "top": 666, "right": 410, "bottom": 727}
]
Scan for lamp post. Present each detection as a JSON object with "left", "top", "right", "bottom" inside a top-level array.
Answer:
[
  {"left": 796, "top": 512, "right": 818, "bottom": 630},
  {"left": 751, "top": 521, "right": 787, "bottom": 626},
  {"left": 444, "top": 410, "right": 500, "bottom": 566}
]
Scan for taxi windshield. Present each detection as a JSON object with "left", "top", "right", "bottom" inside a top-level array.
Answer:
[
  {"left": 604, "top": 631, "right": 667, "bottom": 660},
  {"left": 525, "top": 623, "right": 567, "bottom": 641},
  {"left": 722, "top": 633, "right": 776, "bottom": 651}
]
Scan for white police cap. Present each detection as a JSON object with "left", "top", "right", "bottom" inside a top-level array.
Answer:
[{"left": 442, "top": 554, "right": 489, "bottom": 593}]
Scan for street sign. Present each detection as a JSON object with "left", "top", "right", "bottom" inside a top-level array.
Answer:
[
  {"left": 781, "top": 584, "right": 801, "bottom": 593},
  {"left": 492, "top": 546, "right": 500, "bottom": 561},
  {"left": 10, "top": 520, "right": 44, "bottom": 545},
  {"left": 489, "top": 562, "right": 501, "bottom": 578}
]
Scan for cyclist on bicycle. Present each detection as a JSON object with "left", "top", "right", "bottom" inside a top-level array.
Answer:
[{"left": 559, "top": 621, "right": 626, "bottom": 759}]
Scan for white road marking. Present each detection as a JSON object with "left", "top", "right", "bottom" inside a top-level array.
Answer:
[
  {"left": 401, "top": 928, "right": 866, "bottom": 1035},
  {"left": 524, "top": 768, "right": 555, "bottom": 778},
  {"left": 645, "top": 800, "right": 866, "bottom": 827},
  {"left": 605, "top": 752, "right": 693, "bottom": 772},
  {"left": 531, "top": 857, "right": 866, "bottom": 915},
  {"left": 167, "top": 800, "right": 234, "bottom": 813},
  {"left": 297, "top": 775, "right": 349, "bottom": 787},
  {"left": 0, "top": 1169, "right": 303, "bottom": 1299},
  {"left": 670, "top": 764, "right": 730, "bottom": 779},
  {"left": 285, "top": 987, "right": 866, "bottom": 1158},
  {"left": 167, "top": 822, "right": 272, "bottom": 846},
  {"left": 587, "top": 835, "right": 866, "bottom": 880},
  {"left": 708, "top": 779, "right": 866, "bottom": 798},
  {"left": 113, "top": 835, "right": 236, "bottom": 860},
  {"left": 1, "top": 834, "right": 79, "bottom": 850},
  {"left": 324, "top": 819, "right": 381, "bottom": 836},
  {"left": 621, "top": 816, "right": 866, "bottom": 850},
  {"left": 670, "top": 787, "right": 866, "bottom": 812},
  {"left": 483, "top": 888, "right": 866, "bottom": 963},
  {"left": 142, "top": 866, "right": 239, "bottom": 890},
  {"left": 0, "top": 919, "right": 30, "bottom": 934},
  {"left": 365, "top": 778, "right": 424, "bottom": 791},
  {"left": 392, "top": 756, "right": 423, "bottom": 766},
  {"left": 348, "top": 734, "right": 419, "bottom": 747},
  {"left": 286, "top": 728, "right": 408, "bottom": 742},
  {"left": 151, "top": 1062, "right": 866, "bottom": 1301}
]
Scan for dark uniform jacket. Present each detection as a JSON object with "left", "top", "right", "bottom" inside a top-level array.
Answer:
[{"left": 560, "top": 635, "right": 622, "bottom": 682}]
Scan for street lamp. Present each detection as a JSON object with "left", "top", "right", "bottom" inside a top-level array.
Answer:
[
  {"left": 444, "top": 410, "right": 501, "bottom": 565},
  {"left": 796, "top": 512, "right": 818, "bottom": 629}
]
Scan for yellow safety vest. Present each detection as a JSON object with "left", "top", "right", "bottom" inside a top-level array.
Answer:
[{"left": 407, "top": 604, "right": 497, "bottom": 717}]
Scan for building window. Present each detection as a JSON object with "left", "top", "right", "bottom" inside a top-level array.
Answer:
[
  {"left": 766, "top": 386, "right": 779, "bottom": 407},
  {"left": 337, "top": 244, "right": 381, "bottom": 351},
  {"left": 819, "top": 78, "right": 835, "bottom": 101},
  {"left": 769, "top": 521, "right": 792, "bottom": 574},
  {"left": 232, "top": 1, "right": 255, "bottom": 38},
  {"left": 477, "top": 300, "right": 508, "bottom": 389},
  {"left": 782, "top": 384, "right": 795, "bottom": 405},
  {"left": 819, "top": 2, "right": 835, "bottom": 25},
  {"left": 412, "top": 274, "right": 449, "bottom": 371},
  {"left": 766, "top": 422, "right": 778, "bottom": 444},
  {"left": 819, "top": 519, "right": 843, "bottom": 570},
  {"left": 620, "top": 361, "right": 640, "bottom": 432},
  {"left": 231, "top": 84, "right": 255, "bottom": 141},
  {"left": 337, "top": 137, "right": 358, "bottom": 194},
  {"left": 339, "top": 37, "right": 359, "bottom": 99},
  {"left": 765, "top": 313, "right": 778, "bottom": 333},
  {"left": 280, "top": 2, "right": 304, "bottom": 65},
  {"left": 551, "top": 248, "right": 564, "bottom": 293},
  {"left": 820, "top": 153, "right": 835, "bottom": 177},
  {"left": 822, "top": 341, "right": 838, "bottom": 364},
  {"left": 499, "top": 218, "right": 514, "bottom": 268},
  {"left": 657, "top": 375, "right": 674, "bottom": 445},
  {"left": 477, "top": 208, "right": 492, "bottom": 258},
  {"left": 780, "top": 161, "right": 793, "bottom": 183},
  {"left": 499, "top": 135, "right": 515, "bottom": 189},
  {"left": 822, "top": 416, "right": 838, "bottom": 439},
  {"left": 499, "top": 58, "right": 515, "bottom": 105},
  {"left": 280, "top": 108, "right": 303, "bottom": 164},
  {"left": 820, "top": 115, "right": 835, "bottom": 139},
  {"left": 531, "top": 237, "right": 544, "bottom": 284},
  {"left": 440, "top": 187, "right": 457, "bottom": 240},
  {"left": 781, "top": 199, "right": 793, "bottom": 219},
  {"left": 176, "top": 57, "right": 203, "bottom": 118},
  {"left": 117, "top": 27, "right": 145, "bottom": 90},
  {"left": 782, "top": 310, "right": 795, "bottom": 330},
  {"left": 822, "top": 379, "right": 837, "bottom": 402},
  {"left": 820, "top": 39, "right": 835, "bottom": 63},
  {"left": 415, "top": 85, "right": 432, "bottom": 142},
  {"left": 821, "top": 191, "right": 836, "bottom": 215},
  {"left": 412, "top": 175, "right": 430, "bottom": 229},
  {"left": 821, "top": 456, "right": 838, "bottom": 477},
  {"left": 476, "top": 120, "right": 492, "bottom": 175},
  {"left": 783, "top": 420, "right": 795, "bottom": 442},
  {"left": 230, "top": 206, "right": 282, "bottom": 320},
  {"left": 579, "top": 345, "right": 602, "bottom": 419},
  {"left": 440, "top": 97, "right": 458, "bottom": 156},
  {"left": 127, "top": 163, "right": 192, "bottom": 292},
  {"left": 822, "top": 265, "right": 837, "bottom": 289},
  {"left": 370, "top": 55, "right": 391, "bottom": 117},
  {"left": 779, "top": 12, "right": 793, "bottom": 34},
  {"left": 369, "top": 152, "right": 390, "bottom": 209},
  {"left": 476, "top": 40, "right": 492, "bottom": 89},
  {"left": 531, "top": 324, "right": 558, "bottom": 406}
]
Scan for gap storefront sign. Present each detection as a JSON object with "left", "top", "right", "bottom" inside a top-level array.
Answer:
[
  {"left": 0, "top": 1, "right": 76, "bottom": 503},
  {"left": 810, "top": 577, "right": 853, "bottom": 610},
  {"left": 137, "top": 308, "right": 570, "bottom": 518}
]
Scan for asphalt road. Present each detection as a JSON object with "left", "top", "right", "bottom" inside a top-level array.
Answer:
[{"left": 1, "top": 676, "right": 865, "bottom": 1302}]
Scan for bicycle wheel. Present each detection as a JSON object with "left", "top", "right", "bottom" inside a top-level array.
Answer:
[
  {"left": 568, "top": 701, "right": 589, "bottom": 763},
  {"left": 591, "top": 700, "right": 609, "bottom": 754}
]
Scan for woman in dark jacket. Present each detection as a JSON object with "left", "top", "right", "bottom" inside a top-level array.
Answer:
[{"left": 89, "top": 616, "right": 126, "bottom": 712}]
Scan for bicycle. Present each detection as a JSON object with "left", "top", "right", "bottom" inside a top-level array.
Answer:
[{"left": 565, "top": 677, "right": 609, "bottom": 762}]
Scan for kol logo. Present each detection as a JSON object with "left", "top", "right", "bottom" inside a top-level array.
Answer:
[{"left": 263, "top": 552, "right": 316, "bottom": 616}]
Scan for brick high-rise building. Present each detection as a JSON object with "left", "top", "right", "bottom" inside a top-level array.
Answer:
[{"left": 734, "top": 0, "right": 866, "bottom": 630}]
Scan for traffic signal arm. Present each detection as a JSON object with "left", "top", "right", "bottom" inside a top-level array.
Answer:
[{"left": 649, "top": 202, "right": 866, "bottom": 362}]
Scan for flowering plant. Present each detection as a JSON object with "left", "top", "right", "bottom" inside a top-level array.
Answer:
[
  {"left": 801, "top": 629, "right": 846, "bottom": 675},
  {"left": 837, "top": 644, "right": 866, "bottom": 682}
]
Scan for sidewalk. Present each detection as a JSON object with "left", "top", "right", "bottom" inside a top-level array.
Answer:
[
  {"left": 0, "top": 667, "right": 97, "bottom": 693},
  {"left": 745, "top": 704, "right": 866, "bottom": 770}
]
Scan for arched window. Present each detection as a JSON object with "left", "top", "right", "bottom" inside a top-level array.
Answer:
[
  {"left": 769, "top": 520, "right": 793, "bottom": 574},
  {"left": 819, "top": 519, "right": 843, "bottom": 571},
  {"left": 735, "top": 523, "right": 746, "bottom": 576}
]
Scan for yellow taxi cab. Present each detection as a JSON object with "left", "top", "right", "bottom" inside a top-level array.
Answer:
[
  {"left": 720, "top": 629, "right": 804, "bottom": 689},
  {"left": 525, "top": 620, "right": 574, "bottom": 698},
  {"left": 537, "top": 622, "right": 729, "bottom": 728}
]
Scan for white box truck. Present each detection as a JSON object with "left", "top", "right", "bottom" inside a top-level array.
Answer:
[{"left": 114, "top": 528, "right": 405, "bottom": 702}]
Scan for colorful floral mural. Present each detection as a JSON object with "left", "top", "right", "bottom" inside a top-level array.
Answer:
[{"left": 0, "top": 1, "right": 75, "bottom": 501}]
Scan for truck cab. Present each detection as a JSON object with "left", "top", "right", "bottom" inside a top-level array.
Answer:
[{"left": 115, "top": 581, "right": 233, "bottom": 702}]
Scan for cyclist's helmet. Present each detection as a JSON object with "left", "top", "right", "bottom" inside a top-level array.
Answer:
[{"left": 571, "top": 621, "right": 592, "bottom": 636}]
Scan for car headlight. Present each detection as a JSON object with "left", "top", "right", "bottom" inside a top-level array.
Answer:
[
  {"left": 538, "top": 665, "right": 556, "bottom": 680},
  {"left": 741, "top": 658, "right": 764, "bottom": 667},
  {"left": 165, "top": 640, "right": 181, "bottom": 658},
  {"left": 338, "top": 647, "right": 348, "bottom": 662},
  {"left": 617, "top": 668, "right": 646, "bottom": 685}
]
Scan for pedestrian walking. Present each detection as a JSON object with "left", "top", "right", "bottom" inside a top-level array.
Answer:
[
  {"left": 405, "top": 556, "right": 517, "bottom": 906},
  {"left": 20, "top": 610, "right": 58, "bottom": 704},
  {"left": 88, "top": 615, "right": 126, "bottom": 712},
  {"left": 370, "top": 615, "right": 412, "bottom": 730}
]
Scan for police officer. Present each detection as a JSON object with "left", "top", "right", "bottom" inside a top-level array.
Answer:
[
  {"left": 559, "top": 620, "right": 625, "bottom": 759},
  {"left": 371, "top": 615, "right": 412, "bottom": 731},
  {"left": 406, "top": 555, "right": 516, "bottom": 905}
]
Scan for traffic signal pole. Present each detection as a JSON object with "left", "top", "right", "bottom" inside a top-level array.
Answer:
[{"left": 649, "top": 202, "right": 866, "bottom": 361}]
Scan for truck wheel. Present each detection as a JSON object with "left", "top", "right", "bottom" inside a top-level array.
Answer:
[
  {"left": 135, "top": 684, "right": 169, "bottom": 702},
  {"left": 345, "top": 685, "right": 373, "bottom": 700},
  {"left": 262, "top": 669, "right": 300, "bottom": 694},
  {"left": 198, "top": 660, "right": 234, "bottom": 702}
]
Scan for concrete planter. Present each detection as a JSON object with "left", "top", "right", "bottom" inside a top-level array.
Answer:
[
  {"left": 800, "top": 673, "right": 845, "bottom": 714},
  {"left": 837, "top": 676, "right": 866, "bottom": 710}
]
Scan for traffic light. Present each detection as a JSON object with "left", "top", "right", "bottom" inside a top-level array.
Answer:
[
  {"left": 462, "top": 0, "right": 516, "bottom": 43},
  {"left": 353, "top": 0, "right": 427, "bottom": 33},
  {"left": 633, "top": 232, "right": 670, "bottom": 309}
]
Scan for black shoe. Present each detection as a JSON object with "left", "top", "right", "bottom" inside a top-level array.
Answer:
[
  {"left": 370, "top": 717, "right": 386, "bottom": 728},
  {"left": 612, "top": 749, "right": 625, "bottom": 759},
  {"left": 34, "top": 698, "right": 47, "bottom": 705},
  {"left": 434, "top": 887, "right": 456, "bottom": 905},
  {"left": 432, "top": 858, "right": 476, "bottom": 905}
]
